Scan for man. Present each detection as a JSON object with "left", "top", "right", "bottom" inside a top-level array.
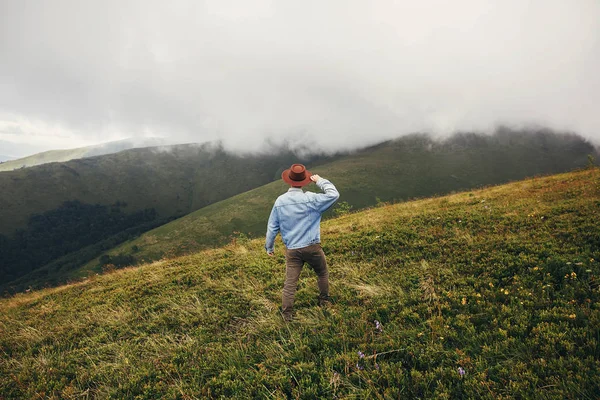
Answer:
[{"left": 265, "top": 163, "right": 340, "bottom": 321}]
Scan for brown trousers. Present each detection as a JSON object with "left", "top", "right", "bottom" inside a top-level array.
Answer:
[{"left": 282, "top": 243, "right": 329, "bottom": 318}]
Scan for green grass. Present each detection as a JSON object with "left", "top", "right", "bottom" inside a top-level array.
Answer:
[{"left": 1, "top": 168, "right": 599, "bottom": 398}]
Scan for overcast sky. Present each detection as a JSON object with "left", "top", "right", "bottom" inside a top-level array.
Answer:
[{"left": 1, "top": 0, "right": 599, "bottom": 157}]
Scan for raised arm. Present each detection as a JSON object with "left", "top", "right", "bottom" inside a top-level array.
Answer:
[{"left": 310, "top": 174, "right": 340, "bottom": 213}]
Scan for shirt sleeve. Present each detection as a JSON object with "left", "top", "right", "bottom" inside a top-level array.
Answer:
[
  {"left": 311, "top": 178, "right": 340, "bottom": 213},
  {"left": 265, "top": 204, "right": 280, "bottom": 252}
]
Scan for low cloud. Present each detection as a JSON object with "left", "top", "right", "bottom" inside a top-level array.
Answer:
[{"left": 1, "top": 0, "right": 599, "bottom": 155}]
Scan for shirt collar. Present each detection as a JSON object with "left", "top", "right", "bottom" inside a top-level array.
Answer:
[{"left": 288, "top": 188, "right": 303, "bottom": 193}]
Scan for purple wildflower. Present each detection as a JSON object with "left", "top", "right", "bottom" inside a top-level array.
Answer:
[
  {"left": 458, "top": 367, "right": 466, "bottom": 377},
  {"left": 357, "top": 351, "right": 365, "bottom": 359},
  {"left": 356, "top": 363, "right": 364, "bottom": 370},
  {"left": 374, "top": 320, "right": 383, "bottom": 331},
  {"left": 375, "top": 363, "right": 380, "bottom": 370}
]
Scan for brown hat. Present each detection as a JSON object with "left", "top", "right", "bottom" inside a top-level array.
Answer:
[{"left": 282, "top": 163, "right": 312, "bottom": 187}]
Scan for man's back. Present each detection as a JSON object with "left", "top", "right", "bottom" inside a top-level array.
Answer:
[{"left": 265, "top": 179, "right": 339, "bottom": 252}]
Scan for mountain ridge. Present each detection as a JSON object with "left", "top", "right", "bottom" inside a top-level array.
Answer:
[
  {"left": 0, "top": 137, "right": 169, "bottom": 172},
  {"left": 1, "top": 128, "right": 597, "bottom": 294}
]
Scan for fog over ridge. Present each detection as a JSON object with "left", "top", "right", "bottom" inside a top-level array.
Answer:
[{"left": 1, "top": 0, "right": 599, "bottom": 155}]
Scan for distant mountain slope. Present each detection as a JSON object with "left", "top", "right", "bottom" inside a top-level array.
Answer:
[
  {"left": 1, "top": 168, "right": 598, "bottom": 398},
  {"left": 0, "top": 140, "right": 48, "bottom": 163},
  {"left": 0, "top": 154, "right": 16, "bottom": 162},
  {"left": 0, "top": 142, "right": 328, "bottom": 236},
  {"left": 0, "top": 137, "right": 167, "bottom": 172},
  {"left": 69, "top": 129, "right": 595, "bottom": 278},
  {"left": 0, "top": 143, "right": 334, "bottom": 288},
  {"left": 1, "top": 128, "right": 596, "bottom": 293}
]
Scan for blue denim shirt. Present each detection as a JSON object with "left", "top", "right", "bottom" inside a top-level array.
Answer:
[{"left": 265, "top": 178, "right": 339, "bottom": 253}]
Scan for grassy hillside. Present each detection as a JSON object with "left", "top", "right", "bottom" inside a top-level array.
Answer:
[
  {"left": 1, "top": 168, "right": 598, "bottom": 398},
  {"left": 80, "top": 130, "right": 597, "bottom": 277}
]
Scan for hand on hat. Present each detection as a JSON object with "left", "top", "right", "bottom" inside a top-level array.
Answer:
[{"left": 310, "top": 174, "right": 322, "bottom": 183}]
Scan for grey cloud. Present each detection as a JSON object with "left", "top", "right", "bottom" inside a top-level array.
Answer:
[{"left": 1, "top": 0, "right": 599, "bottom": 155}]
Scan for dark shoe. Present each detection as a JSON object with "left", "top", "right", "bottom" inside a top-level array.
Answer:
[
  {"left": 318, "top": 296, "right": 332, "bottom": 307},
  {"left": 281, "top": 308, "right": 293, "bottom": 322}
]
